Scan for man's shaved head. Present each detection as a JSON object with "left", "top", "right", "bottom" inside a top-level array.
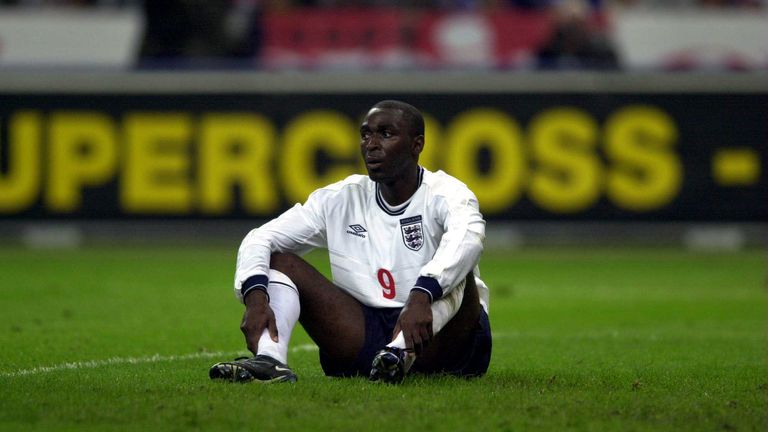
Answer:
[{"left": 371, "top": 100, "right": 425, "bottom": 139}]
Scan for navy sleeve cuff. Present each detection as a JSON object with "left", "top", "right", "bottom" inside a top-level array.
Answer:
[
  {"left": 241, "top": 275, "right": 269, "bottom": 302},
  {"left": 413, "top": 276, "right": 443, "bottom": 302}
]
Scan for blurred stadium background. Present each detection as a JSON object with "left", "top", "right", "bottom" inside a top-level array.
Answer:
[{"left": 0, "top": 0, "right": 766, "bottom": 249}]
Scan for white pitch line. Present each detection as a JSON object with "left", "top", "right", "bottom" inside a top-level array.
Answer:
[{"left": 0, "top": 344, "right": 319, "bottom": 378}]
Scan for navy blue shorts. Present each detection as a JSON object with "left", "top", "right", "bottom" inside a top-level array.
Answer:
[{"left": 319, "top": 305, "right": 492, "bottom": 378}]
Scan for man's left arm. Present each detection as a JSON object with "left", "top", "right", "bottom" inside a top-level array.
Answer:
[
  {"left": 395, "top": 194, "right": 485, "bottom": 354},
  {"left": 412, "top": 194, "right": 485, "bottom": 302}
]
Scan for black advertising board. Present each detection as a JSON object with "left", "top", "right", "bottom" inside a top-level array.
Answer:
[{"left": 0, "top": 93, "right": 766, "bottom": 221}]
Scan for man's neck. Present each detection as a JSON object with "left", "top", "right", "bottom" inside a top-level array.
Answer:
[{"left": 377, "top": 166, "right": 421, "bottom": 206}]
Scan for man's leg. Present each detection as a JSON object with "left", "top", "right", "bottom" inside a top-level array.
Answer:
[
  {"left": 412, "top": 273, "right": 485, "bottom": 374},
  {"left": 269, "top": 252, "right": 367, "bottom": 370},
  {"left": 371, "top": 273, "right": 488, "bottom": 381},
  {"left": 209, "top": 269, "right": 304, "bottom": 383},
  {"left": 211, "top": 252, "right": 367, "bottom": 382}
]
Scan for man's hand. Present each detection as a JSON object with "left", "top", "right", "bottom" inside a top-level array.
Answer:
[
  {"left": 393, "top": 290, "right": 433, "bottom": 355},
  {"left": 240, "top": 290, "right": 278, "bottom": 355}
]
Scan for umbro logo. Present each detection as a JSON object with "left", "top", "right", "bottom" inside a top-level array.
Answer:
[{"left": 346, "top": 224, "right": 367, "bottom": 238}]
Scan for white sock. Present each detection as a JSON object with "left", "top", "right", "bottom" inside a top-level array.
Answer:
[
  {"left": 386, "top": 278, "right": 467, "bottom": 371},
  {"left": 255, "top": 269, "right": 300, "bottom": 365}
]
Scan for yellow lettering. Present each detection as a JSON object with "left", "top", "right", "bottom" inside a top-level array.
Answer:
[
  {"left": 0, "top": 111, "right": 40, "bottom": 213},
  {"left": 46, "top": 112, "right": 117, "bottom": 212},
  {"left": 122, "top": 113, "right": 192, "bottom": 213},
  {"left": 280, "top": 111, "right": 359, "bottom": 204},
  {"left": 605, "top": 106, "right": 682, "bottom": 212},
  {"left": 444, "top": 109, "right": 525, "bottom": 213},
  {"left": 199, "top": 114, "right": 278, "bottom": 214},
  {"left": 528, "top": 108, "right": 601, "bottom": 213}
]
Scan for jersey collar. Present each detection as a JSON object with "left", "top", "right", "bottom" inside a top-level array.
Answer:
[{"left": 375, "top": 166, "right": 424, "bottom": 216}]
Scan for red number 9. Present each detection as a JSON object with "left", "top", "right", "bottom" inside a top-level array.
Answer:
[{"left": 377, "top": 268, "right": 396, "bottom": 299}]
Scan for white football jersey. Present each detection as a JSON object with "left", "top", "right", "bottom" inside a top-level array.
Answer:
[{"left": 235, "top": 167, "right": 489, "bottom": 312}]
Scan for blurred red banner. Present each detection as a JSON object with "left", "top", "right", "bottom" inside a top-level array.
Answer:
[{"left": 261, "top": 8, "right": 558, "bottom": 69}]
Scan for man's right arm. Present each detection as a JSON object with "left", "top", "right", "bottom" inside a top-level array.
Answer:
[
  {"left": 234, "top": 193, "right": 327, "bottom": 352},
  {"left": 234, "top": 192, "right": 328, "bottom": 303}
]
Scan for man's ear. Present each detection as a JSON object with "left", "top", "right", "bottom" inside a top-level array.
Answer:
[{"left": 413, "top": 135, "right": 425, "bottom": 157}]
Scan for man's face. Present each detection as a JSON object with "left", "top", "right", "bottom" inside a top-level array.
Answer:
[{"left": 359, "top": 107, "right": 422, "bottom": 184}]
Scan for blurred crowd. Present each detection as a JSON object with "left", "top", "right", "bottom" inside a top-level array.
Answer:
[
  {"left": 131, "top": 0, "right": 621, "bottom": 69},
  {"left": 0, "top": 0, "right": 764, "bottom": 70},
  {"left": 1, "top": 0, "right": 764, "bottom": 9}
]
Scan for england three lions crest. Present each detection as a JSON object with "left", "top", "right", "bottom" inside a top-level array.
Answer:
[{"left": 399, "top": 215, "right": 424, "bottom": 251}]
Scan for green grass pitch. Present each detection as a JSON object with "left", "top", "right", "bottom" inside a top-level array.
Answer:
[{"left": 0, "top": 245, "right": 766, "bottom": 431}]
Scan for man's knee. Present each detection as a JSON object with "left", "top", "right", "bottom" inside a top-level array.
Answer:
[
  {"left": 268, "top": 252, "right": 336, "bottom": 300},
  {"left": 457, "top": 273, "right": 481, "bottom": 317},
  {"left": 269, "top": 252, "right": 305, "bottom": 275},
  {"left": 433, "top": 275, "right": 481, "bottom": 346},
  {"left": 268, "top": 253, "right": 324, "bottom": 293}
]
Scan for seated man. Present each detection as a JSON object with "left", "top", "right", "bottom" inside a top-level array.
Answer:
[{"left": 209, "top": 100, "right": 491, "bottom": 384}]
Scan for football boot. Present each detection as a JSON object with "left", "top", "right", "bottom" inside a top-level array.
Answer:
[
  {"left": 209, "top": 355, "right": 297, "bottom": 383},
  {"left": 369, "top": 346, "right": 407, "bottom": 384}
]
